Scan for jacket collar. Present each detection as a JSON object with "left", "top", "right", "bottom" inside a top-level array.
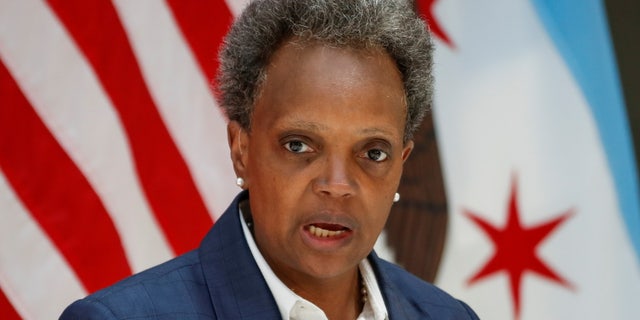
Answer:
[
  {"left": 367, "top": 251, "right": 427, "bottom": 319},
  {"left": 198, "top": 191, "right": 281, "bottom": 319}
]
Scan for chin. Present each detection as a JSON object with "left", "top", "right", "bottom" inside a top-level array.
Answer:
[{"left": 299, "top": 254, "right": 361, "bottom": 279}]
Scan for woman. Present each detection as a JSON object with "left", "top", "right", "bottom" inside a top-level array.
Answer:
[{"left": 61, "top": 0, "right": 479, "bottom": 319}]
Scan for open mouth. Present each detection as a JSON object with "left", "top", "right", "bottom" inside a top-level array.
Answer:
[{"left": 307, "top": 223, "right": 350, "bottom": 238}]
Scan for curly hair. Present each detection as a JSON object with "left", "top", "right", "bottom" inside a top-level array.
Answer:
[{"left": 216, "top": 0, "right": 433, "bottom": 141}]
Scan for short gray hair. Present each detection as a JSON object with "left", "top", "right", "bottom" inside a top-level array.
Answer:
[{"left": 217, "top": 0, "right": 433, "bottom": 141}]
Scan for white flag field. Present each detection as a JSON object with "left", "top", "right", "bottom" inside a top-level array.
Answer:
[{"left": 1, "top": 0, "right": 639, "bottom": 319}]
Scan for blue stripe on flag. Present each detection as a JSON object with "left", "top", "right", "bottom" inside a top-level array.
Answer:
[{"left": 529, "top": 0, "right": 640, "bottom": 261}]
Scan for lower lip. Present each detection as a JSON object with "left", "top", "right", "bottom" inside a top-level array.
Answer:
[{"left": 300, "top": 227, "right": 353, "bottom": 251}]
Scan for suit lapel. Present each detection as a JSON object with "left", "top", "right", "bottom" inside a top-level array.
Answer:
[
  {"left": 198, "top": 191, "right": 281, "bottom": 319},
  {"left": 368, "top": 252, "right": 431, "bottom": 320}
]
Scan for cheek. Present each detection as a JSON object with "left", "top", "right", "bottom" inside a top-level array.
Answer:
[
  {"left": 249, "top": 193, "right": 296, "bottom": 249},
  {"left": 359, "top": 203, "right": 393, "bottom": 251},
  {"left": 360, "top": 164, "right": 403, "bottom": 223},
  {"left": 366, "top": 161, "right": 404, "bottom": 193},
  {"left": 249, "top": 141, "right": 306, "bottom": 185},
  {"left": 249, "top": 167, "right": 303, "bottom": 222}
]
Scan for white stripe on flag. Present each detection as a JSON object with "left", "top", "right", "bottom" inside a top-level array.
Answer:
[
  {"left": 0, "top": 171, "right": 86, "bottom": 320},
  {"left": 432, "top": 0, "right": 640, "bottom": 319},
  {"left": 0, "top": 0, "right": 173, "bottom": 273},
  {"left": 113, "top": 0, "right": 237, "bottom": 219},
  {"left": 224, "top": 0, "right": 252, "bottom": 18}
]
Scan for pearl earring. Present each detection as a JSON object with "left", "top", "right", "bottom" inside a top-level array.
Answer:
[
  {"left": 393, "top": 192, "right": 400, "bottom": 203},
  {"left": 236, "top": 177, "right": 245, "bottom": 188}
]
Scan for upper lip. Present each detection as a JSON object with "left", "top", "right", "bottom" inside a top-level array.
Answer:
[{"left": 301, "top": 210, "right": 358, "bottom": 231}]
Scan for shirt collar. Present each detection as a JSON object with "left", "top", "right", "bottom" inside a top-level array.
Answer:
[
  {"left": 239, "top": 210, "right": 388, "bottom": 320},
  {"left": 358, "top": 258, "right": 387, "bottom": 320}
]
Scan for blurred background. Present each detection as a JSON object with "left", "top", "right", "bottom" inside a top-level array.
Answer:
[{"left": 1, "top": 0, "right": 638, "bottom": 319}]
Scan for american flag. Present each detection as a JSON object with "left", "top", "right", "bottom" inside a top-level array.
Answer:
[{"left": 0, "top": 1, "right": 247, "bottom": 318}]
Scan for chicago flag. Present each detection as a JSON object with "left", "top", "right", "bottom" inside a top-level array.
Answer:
[{"left": 430, "top": 0, "right": 640, "bottom": 319}]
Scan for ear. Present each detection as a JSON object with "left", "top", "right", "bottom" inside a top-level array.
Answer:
[
  {"left": 401, "top": 140, "right": 414, "bottom": 163},
  {"left": 228, "top": 121, "right": 250, "bottom": 188}
]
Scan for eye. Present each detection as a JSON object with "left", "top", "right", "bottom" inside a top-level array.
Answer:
[
  {"left": 284, "top": 140, "right": 312, "bottom": 153},
  {"left": 366, "top": 149, "right": 388, "bottom": 162}
]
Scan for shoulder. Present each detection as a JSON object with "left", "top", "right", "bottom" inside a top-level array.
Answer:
[
  {"left": 373, "top": 257, "right": 479, "bottom": 319},
  {"left": 60, "top": 250, "right": 215, "bottom": 320}
]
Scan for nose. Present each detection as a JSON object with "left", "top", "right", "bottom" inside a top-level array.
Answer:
[{"left": 312, "top": 153, "right": 356, "bottom": 199}]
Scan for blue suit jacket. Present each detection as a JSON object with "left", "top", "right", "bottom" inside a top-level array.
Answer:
[{"left": 60, "top": 192, "right": 479, "bottom": 319}]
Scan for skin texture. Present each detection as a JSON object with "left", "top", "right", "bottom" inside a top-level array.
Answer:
[{"left": 228, "top": 40, "right": 413, "bottom": 320}]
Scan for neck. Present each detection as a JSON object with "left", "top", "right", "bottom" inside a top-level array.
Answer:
[{"left": 278, "top": 267, "right": 363, "bottom": 320}]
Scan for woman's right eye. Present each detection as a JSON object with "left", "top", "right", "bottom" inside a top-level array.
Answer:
[{"left": 284, "top": 140, "right": 312, "bottom": 153}]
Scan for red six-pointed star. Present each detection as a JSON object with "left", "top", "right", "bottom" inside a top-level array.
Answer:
[
  {"left": 464, "top": 177, "right": 574, "bottom": 319},
  {"left": 416, "top": 0, "right": 455, "bottom": 48}
]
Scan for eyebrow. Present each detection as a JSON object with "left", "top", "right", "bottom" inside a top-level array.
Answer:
[
  {"left": 359, "top": 127, "right": 395, "bottom": 138},
  {"left": 285, "top": 119, "right": 328, "bottom": 132}
]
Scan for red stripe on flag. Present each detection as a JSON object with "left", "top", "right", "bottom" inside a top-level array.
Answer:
[
  {"left": 166, "top": 0, "right": 233, "bottom": 85},
  {"left": 0, "top": 287, "right": 21, "bottom": 320},
  {"left": 0, "top": 61, "right": 131, "bottom": 292},
  {"left": 46, "top": 0, "right": 214, "bottom": 254}
]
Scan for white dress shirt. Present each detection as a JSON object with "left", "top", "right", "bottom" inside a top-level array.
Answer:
[{"left": 240, "top": 211, "right": 388, "bottom": 320}]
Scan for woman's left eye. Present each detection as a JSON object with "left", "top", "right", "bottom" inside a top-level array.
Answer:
[
  {"left": 284, "top": 140, "right": 312, "bottom": 153},
  {"left": 366, "top": 149, "right": 388, "bottom": 162}
]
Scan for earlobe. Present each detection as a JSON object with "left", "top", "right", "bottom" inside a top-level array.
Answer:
[
  {"left": 227, "top": 121, "right": 250, "bottom": 183},
  {"left": 401, "top": 140, "right": 414, "bottom": 162}
]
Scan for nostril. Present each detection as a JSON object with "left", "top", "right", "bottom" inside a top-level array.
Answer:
[
  {"left": 312, "top": 178, "right": 354, "bottom": 198},
  {"left": 311, "top": 157, "right": 356, "bottom": 197}
]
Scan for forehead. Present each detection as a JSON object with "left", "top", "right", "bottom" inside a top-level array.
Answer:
[
  {"left": 252, "top": 40, "right": 407, "bottom": 138},
  {"left": 264, "top": 40, "right": 402, "bottom": 90}
]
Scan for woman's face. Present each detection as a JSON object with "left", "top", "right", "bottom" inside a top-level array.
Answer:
[{"left": 230, "top": 40, "right": 413, "bottom": 288}]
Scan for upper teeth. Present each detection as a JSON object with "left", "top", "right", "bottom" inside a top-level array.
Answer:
[{"left": 309, "top": 225, "right": 345, "bottom": 237}]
